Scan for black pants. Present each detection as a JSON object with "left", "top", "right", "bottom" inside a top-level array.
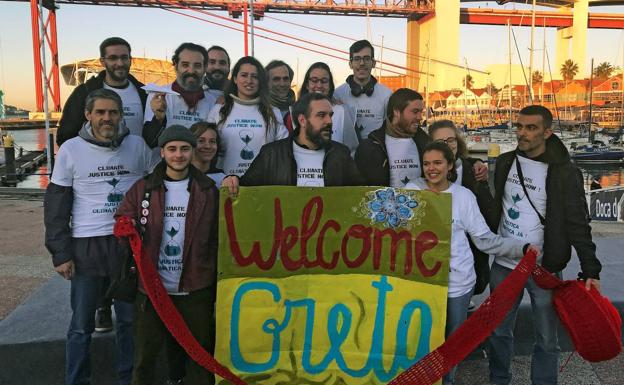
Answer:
[{"left": 132, "top": 289, "right": 215, "bottom": 385}]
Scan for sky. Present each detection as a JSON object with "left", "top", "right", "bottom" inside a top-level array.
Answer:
[{"left": 1, "top": 1, "right": 624, "bottom": 110}]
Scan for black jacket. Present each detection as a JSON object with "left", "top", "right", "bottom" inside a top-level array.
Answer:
[
  {"left": 57, "top": 70, "right": 147, "bottom": 146},
  {"left": 493, "top": 134, "right": 601, "bottom": 279},
  {"left": 240, "top": 137, "right": 364, "bottom": 186},
  {"left": 354, "top": 124, "right": 431, "bottom": 186}
]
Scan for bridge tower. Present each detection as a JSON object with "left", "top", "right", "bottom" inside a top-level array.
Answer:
[
  {"left": 406, "top": 0, "right": 461, "bottom": 93},
  {"left": 555, "top": 0, "right": 589, "bottom": 78}
]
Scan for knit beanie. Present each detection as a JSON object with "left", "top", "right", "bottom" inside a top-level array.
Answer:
[{"left": 158, "top": 125, "right": 197, "bottom": 148}]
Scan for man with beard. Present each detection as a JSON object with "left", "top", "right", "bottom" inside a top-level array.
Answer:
[
  {"left": 44, "top": 89, "right": 158, "bottom": 385},
  {"left": 203, "top": 45, "right": 230, "bottom": 97},
  {"left": 57, "top": 37, "right": 147, "bottom": 145},
  {"left": 115, "top": 125, "right": 219, "bottom": 385},
  {"left": 266, "top": 60, "right": 296, "bottom": 131},
  {"left": 221, "top": 93, "right": 363, "bottom": 188},
  {"left": 334, "top": 39, "right": 392, "bottom": 142},
  {"left": 143, "top": 42, "right": 217, "bottom": 148},
  {"left": 354, "top": 88, "right": 430, "bottom": 187}
]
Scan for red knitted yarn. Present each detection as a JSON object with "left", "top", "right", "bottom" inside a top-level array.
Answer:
[
  {"left": 532, "top": 266, "right": 622, "bottom": 362},
  {"left": 114, "top": 216, "right": 248, "bottom": 385},
  {"left": 388, "top": 249, "right": 539, "bottom": 385}
]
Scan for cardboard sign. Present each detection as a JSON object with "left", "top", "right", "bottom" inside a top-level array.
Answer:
[{"left": 216, "top": 186, "right": 452, "bottom": 385}]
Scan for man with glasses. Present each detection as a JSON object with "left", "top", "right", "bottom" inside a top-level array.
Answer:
[
  {"left": 58, "top": 37, "right": 147, "bottom": 145},
  {"left": 334, "top": 39, "right": 392, "bottom": 142}
]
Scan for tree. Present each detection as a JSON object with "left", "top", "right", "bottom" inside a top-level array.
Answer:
[
  {"left": 462, "top": 74, "right": 474, "bottom": 89},
  {"left": 532, "top": 70, "right": 543, "bottom": 84},
  {"left": 560, "top": 59, "right": 579, "bottom": 82},
  {"left": 486, "top": 81, "right": 499, "bottom": 96},
  {"left": 593, "top": 62, "right": 615, "bottom": 80}
]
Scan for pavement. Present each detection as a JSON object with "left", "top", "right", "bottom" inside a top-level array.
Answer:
[{"left": 0, "top": 192, "right": 622, "bottom": 385}]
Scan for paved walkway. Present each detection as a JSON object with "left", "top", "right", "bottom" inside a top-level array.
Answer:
[{"left": 1, "top": 193, "right": 622, "bottom": 384}]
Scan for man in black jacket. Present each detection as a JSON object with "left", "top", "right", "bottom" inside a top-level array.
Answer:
[
  {"left": 354, "top": 88, "right": 430, "bottom": 187},
  {"left": 57, "top": 37, "right": 147, "bottom": 145},
  {"left": 488, "top": 105, "right": 601, "bottom": 385},
  {"left": 222, "top": 93, "right": 363, "bottom": 189}
]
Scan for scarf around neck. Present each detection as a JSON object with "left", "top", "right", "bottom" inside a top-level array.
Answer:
[
  {"left": 172, "top": 81, "right": 205, "bottom": 110},
  {"left": 269, "top": 88, "right": 296, "bottom": 112},
  {"left": 230, "top": 93, "right": 261, "bottom": 106}
]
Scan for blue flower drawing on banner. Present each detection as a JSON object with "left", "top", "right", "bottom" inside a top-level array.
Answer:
[{"left": 366, "top": 188, "right": 420, "bottom": 229}]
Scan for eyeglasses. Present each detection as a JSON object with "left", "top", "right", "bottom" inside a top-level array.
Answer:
[
  {"left": 103, "top": 55, "right": 131, "bottom": 62},
  {"left": 351, "top": 56, "right": 372, "bottom": 64},
  {"left": 436, "top": 137, "right": 457, "bottom": 145},
  {"left": 308, "top": 77, "right": 330, "bottom": 85}
]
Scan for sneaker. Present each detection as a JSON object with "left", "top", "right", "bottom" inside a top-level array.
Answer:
[
  {"left": 165, "top": 380, "right": 184, "bottom": 385},
  {"left": 94, "top": 307, "right": 113, "bottom": 333}
]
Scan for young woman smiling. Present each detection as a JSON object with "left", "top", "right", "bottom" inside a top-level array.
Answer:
[
  {"left": 406, "top": 141, "right": 539, "bottom": 385},
  {"left": 299, "top": 62, "right": 359, "bottom": 155},
  {"left": 428, "top": 120, "right": 495, "bottom": 297},
  {"left": 208, "top": 56, "right": 288, "bottom": 177},
  {"left": 190, "top": 121, "right": 225, "bottom": 187}
]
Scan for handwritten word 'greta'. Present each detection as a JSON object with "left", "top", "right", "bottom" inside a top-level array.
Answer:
[{"left": 224, "top": 196, "right": 442, "bottom": 276}]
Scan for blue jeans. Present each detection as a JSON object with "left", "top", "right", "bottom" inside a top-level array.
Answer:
[
  {"left": 488, "top": 262, "right": 560, "bottom": 385},
  {"left": 443, "top": 289, "right": 474, "bottom": 385},
  {"left": 66, "top": 273, "right": 134, "bottom": 385}
]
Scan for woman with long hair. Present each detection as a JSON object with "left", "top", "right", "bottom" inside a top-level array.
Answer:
[
  {"left": 299, "top": 62, "right": 359, "bottom": 155},
  {"left": 428, "top": 119, "right": 495, "bottom": 296},
  {"left": 406, "top": 141, "right": 538, "bottom": 385},
  {"left": 208, "top": 56, "right": 288, "bottom": 176},
  {"left": 189, "top": 121, "right": 225, "bottom": 187}
]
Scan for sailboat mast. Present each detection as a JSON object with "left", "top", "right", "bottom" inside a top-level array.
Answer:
[
  {"left": 589, "top": 58, "right": 594, "bottom": 142},
  {"left": 529, "top": 0, "right": 536, "bottom": 103},
  {"left": 508, "top": 19, "right": 513, "bottom": 128}
]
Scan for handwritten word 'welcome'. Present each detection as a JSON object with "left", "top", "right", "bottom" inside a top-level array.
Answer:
[
  {"left": 230, "top": 276, "right": 432, "bottom": 382},
  {"left": 224, "top": 196, "right": 442, "bottom": 276}
]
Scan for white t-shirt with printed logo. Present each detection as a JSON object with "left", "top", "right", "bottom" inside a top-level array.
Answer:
[
  {"left": 293, "top": 142, "right": 325, "bottom": 187},
  {"left": 158, "top": 179, "right": 190, "bottom": 294},
  {"left": 385, "top": 134, "right": 422, "bottom": 188},
  {"left": 51, "top": 135, "right": 158, "bottom": 238},
  {"left": 208, "top": 102, "right": 289, "bottom": 176},
  {"left": 103, "top": 82, "right": 144, "bottom": 136},
  {"left": 496, "top": 155, "right": 547, "bottom": 269},
  {"left": 144, "top": 83, "right": 217, "bottom": 128},
  {"left": 334, "top": 82, "right": 392, "bottom": 141}
]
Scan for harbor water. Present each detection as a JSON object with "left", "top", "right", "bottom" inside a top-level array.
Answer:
[{"left": 2, "top": 128, "right": 624, "bottom": 190}]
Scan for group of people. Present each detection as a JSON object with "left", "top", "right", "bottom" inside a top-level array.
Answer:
[{"left": 43, "top": 36, "right": 602, "bottom": 385}]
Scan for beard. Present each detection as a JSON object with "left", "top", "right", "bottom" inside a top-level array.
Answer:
[
  {"left": 165, "top": 158, "right": 191, "bottom": 173},
  {"left": 306, "top": 123, "right": 333, "bottom": 147},
  {"left": 181, "top": 73, "right": 202, "bottom": 91},
  {"left": 206, "top": 70, "right": 227, "bottom": 89},
  {"left": 105, "top": 63, "right": 129, "bottom": 83}
]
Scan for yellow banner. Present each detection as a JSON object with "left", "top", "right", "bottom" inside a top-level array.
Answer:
[{"left": 216, "top": 187, "right": 452, "bottom": 385}]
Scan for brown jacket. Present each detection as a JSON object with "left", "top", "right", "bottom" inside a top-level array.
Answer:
[{"left": 116, "top": 162, "right": 219, "bottom": 293}]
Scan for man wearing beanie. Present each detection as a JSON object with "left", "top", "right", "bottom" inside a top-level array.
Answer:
[{"left": 116, "top": 125, "right": 219, "bottom": 385}]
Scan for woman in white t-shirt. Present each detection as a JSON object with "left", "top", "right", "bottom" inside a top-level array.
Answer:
[
  {"left": 298, "top": 62, "right": 359, "bottom": 156},
  {"left": 207, "top": 56, "right": 288, "bottom": 176},
  {"left": 190, "top": 121, "right": 225, "bottom": 187},
  {"left": 406, "top": 141, "right": 539, "bottom": 385}
]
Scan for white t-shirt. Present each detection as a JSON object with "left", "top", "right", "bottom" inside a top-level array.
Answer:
[
  {"left": 144, "top": 83, "right": 217, "bottom": 128},
  {"left": 496, "top": 156, "right": 547, "bottom": 269},
  {"left": 407, "top": 179, "right": 524, "bottom": 297},
  {"left": 103, "top": 82, "right": 144, "bottom": 136},
  {"left": 385, "top": 134, "right": 421, "bottom": 188},
  {"left": 208, "top": 102, "right": 288, "bottom": 176},
  {"left": 330, "top": 103, "right": 359, "bottom": 156},
  {"left": 293, "top": 142, "right": 325, "bottom": 187},
  {"left": 51, "top": 135, "right": 158, "bottom": 238},
  {"left": 158, "top": 179, "right": 190, "bottom": 294},
  {"left": 334, "top": 82, "right": 392, "bottom": 141},
  {"left": 455, "top": 159, "right": 463, "bottom": 186}
]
